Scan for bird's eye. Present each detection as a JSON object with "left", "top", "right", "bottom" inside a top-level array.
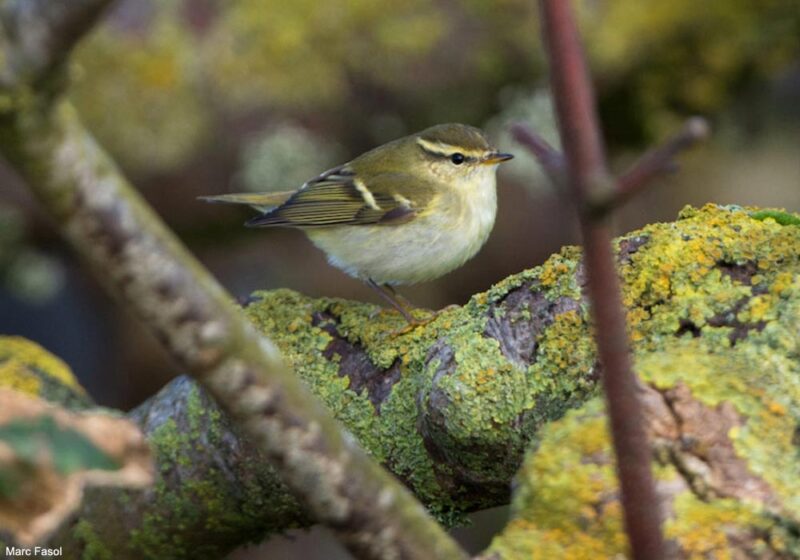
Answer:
[{"left": 450, "top": 153, "right": 465, "bottom": 165}]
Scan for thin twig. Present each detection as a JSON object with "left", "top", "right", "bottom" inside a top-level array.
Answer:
[
  {"left": 510, "top": 122, "right": 565, "bottom": 185},
  {"left": 610, "top": 117, "right": 710, "bottom": 209},
  {"left": 0, "top": 2, "right": 468, "bottom": 559},
  {"left": 537, "top": 1, "right": 666, "bottom": 559}
]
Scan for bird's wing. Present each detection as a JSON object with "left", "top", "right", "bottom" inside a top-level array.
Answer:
[{"left": 244, "top": 168, "right": 433, "bottom": 228}]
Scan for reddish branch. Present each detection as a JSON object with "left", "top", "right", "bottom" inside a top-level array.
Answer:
[
  {"left": 613, "top": 117, "right": 710, "bottom": 207},
  {"left": 510, "top": 123, "right": 565, "bottom": 185},
  {"left": 529, "top": 1, "right": 681, "bottom": 558},
  {"left": 512, "top": 116, "right": 708, "bottom": 212}
]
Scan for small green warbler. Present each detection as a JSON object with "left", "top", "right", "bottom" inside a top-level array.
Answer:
[{"left": 201, "top": 123, "right": 513, "bottom": 324}]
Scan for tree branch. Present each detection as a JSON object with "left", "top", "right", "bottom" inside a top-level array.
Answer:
[
  {"left": 512, "top": 116, "right": 710, "bottom": 215},
  {"left": 0, "top": 0, "right": 112, "bottom": 87},
  {"left": 606, "top": 117, "right": 710, "bottom": 211},
  {"left": 509, "top": 122, "right": 565, "bottom": 186},
  {"left": 0, "top": 4, "right": 466, "bottom": 559}
]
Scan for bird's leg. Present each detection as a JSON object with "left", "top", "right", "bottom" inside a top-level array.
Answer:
[
  {"left": 385, "top": 284, "right": 460, "bottom": 319},
  {"left": 382, "top": 284, "right": 416, "bottom": 309},
  {"left": 367, "top": 279, "right": 416, "bottom": 324}
]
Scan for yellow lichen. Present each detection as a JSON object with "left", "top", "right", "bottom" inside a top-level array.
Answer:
[
  {"left": 666, "top": 494, "right": 769, "bottom": 560},
  {"left": 0, "top": 336, "right": 85, "bottom": 395},
  {"left": 489, "top": 400, "right": 628, "bottom": 559},
  {"left": 0, "top": 359, "right": 41, "bottom": 395},
  {"left": 488, "top": 205, "right": 800, "bottom": 558}
]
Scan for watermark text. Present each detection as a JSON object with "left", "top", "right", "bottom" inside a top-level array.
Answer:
[{"left": 5, "top": 546, "right": 63, "bottom": 557}]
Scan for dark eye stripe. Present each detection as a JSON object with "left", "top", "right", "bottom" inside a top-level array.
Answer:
[{"left": 418, "top": 145, "right": 478, "bottom": 163}]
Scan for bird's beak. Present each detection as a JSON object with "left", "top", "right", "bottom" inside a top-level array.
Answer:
[{"left": 482, "top": 152, "right": 515, "bottom": 165}]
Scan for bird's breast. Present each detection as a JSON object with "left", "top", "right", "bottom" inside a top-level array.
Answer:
[{"left": 307, "top": 173, "right": 498, "bottom": 285}]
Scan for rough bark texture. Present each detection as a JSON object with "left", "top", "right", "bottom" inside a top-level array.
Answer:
[{"left": 480, "top": 205, "right": 800, "bottom": 559}]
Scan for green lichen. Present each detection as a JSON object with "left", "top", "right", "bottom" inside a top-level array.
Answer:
[
  {"left": 486, "top": 204, "right": 800, "bottom": 558},
  {"left": 243, "top": 238, "right": 598, "bottom": 521},
  {"left": 486, "top": 400, "right": 627, "bottom": 560},
  {"left": 0, "top": 336, "right": 92, "bottom": 409},
  {"left": 750, "top": 209, "right": 800, "bottom": 227},
  {"left": 128, "top": 382, "right": 304, "bottom": 558},
  {"left": 73, "top": 519, "right": 113, "bottom": 560}
]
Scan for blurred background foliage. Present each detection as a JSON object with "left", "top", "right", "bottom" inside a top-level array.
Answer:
[
  {"left": 1, "top": 0, "right": 799, "bottom": 441},
  {"left": 66, "top": 0, "right": 799, "bottom": 176},
  {"left": 1, "top": 1, "right": 799, "bottom": 557}
]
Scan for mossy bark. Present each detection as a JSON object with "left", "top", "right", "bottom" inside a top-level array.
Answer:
[
  {"left": 7, "top": 204, "right": 798, "bottom": 558},
  {"left": 482, "top": 204, "right": 800, "bottom": 559}
]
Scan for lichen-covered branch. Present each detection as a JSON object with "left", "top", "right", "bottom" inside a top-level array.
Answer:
[
  {"left": 3, "top": 204, "right": 790, "bottom": 558},
  {"left": 0, "top": 3, "right": 467, "bottom": 558},
  {"left": 482, "top": 254, "right": 800, "bottom": 557}
]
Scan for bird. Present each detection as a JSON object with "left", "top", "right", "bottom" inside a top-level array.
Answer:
[{"left": 201, "top": 123, "right": 513, "bottom": 325}]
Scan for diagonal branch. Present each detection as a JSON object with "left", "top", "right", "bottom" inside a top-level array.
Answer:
[
  {"left": 0, "top": 3, "right": 466, "bottom": 559},
  {"left": 513, "top": 117, "right": 709, "bottom": 215},
  {"left": 509, "top": 122, "right": 565, "bottom": 186},
  {"left": 613, "top": 117, "right": 710, "bottom": 206},
  {"left": 537, "top": 1, "right": 666, "bottom": 559},
  {"left": 0, "top": 0, "right": 113, "bottom": 87}
]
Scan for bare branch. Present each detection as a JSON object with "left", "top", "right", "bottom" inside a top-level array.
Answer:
[
  {"left": 537, "top": 1, "right": 666, "bottom": 558},
  {"left": 606, "top": 117, "right": 711, "bottom": 210},
  {"left": 509, "top": 122, "right": 565, "bottom": 186}
]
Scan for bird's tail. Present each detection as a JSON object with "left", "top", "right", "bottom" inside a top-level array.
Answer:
[{"left": 198, "top": 191, "right": 293, "bottom": 213}]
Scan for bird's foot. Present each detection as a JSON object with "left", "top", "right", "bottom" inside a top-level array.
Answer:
[{"left": 389, "top": 304, "right": 459, "bottom": 336}]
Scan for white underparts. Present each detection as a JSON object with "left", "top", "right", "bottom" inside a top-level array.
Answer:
[{"left": 306, "top": 166, "right": 499, "bottom": 285}]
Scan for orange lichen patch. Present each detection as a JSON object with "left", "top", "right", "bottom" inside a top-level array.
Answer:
[
  {"left": 626, "top": 306, "right": 650, "bottom": 342},
  {"left": 739, "top": 294, "right": 775, "bottom": 323},
  {"left": 530, "top": 310, "right": 593, "bottom": 373},
  {"left": 540, "top": 260, "right": 571, "bottom": 288},
  {"left": 666, "top": 494, "right": 773, "bottom": 559},
  {"left": 770, "top": 271, "right": 795, "bottom": 297},
  {"left": 767, "top": 401, "right": 786, "bottom": 416}
]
